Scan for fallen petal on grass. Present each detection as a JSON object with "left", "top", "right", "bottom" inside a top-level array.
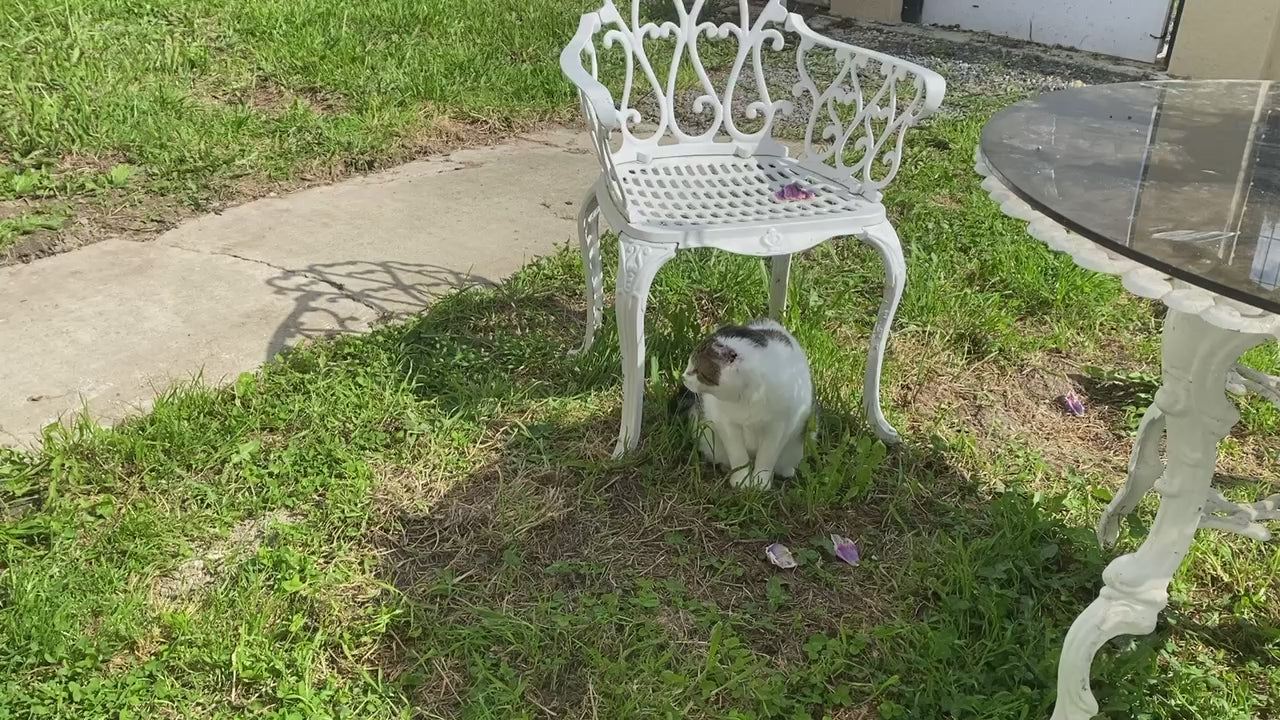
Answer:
[
  {"left": 765, "top": 542, "right": 798, "bottom": 569},
  {"left": 1059, "top": 392, "right": 1085, "bottom": 417},
  {"left": 831, "top": 534, "right": 861, "bottom": 566}
]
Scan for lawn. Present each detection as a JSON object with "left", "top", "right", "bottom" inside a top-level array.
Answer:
[
  {"left": 4, "top": 3, "right": 1280, "bottom": 720},
  {"left": 0, "top": 0, "right": 591, "bottom": 258}
]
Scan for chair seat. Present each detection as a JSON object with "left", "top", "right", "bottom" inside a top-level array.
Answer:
[{"left": 605, "top": 152, "right": 885, "bottom": 249}]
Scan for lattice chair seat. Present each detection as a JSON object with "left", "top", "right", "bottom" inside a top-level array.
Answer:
[
  {"left": 561, "top": 0, "right": 946, "bottom": 460},
  {"left": 610, "top": 151, "right": 882, "bottom": 244}
]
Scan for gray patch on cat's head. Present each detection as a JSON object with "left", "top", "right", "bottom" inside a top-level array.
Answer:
[{"left": 713, "top": 322, "right": 793, "bottom": 348}]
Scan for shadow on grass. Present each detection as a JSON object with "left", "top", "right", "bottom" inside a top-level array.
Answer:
[
  {"left": 349, "top": 277, "right": 1174, "bottom": 719},
  {"left": 1170, "top": 613, "right": 1280, "bottom": 664}
]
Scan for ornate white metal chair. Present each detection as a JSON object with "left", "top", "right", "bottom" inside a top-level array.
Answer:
[{"left": 561, "top": 0, "right": 945, "bottom": 457}]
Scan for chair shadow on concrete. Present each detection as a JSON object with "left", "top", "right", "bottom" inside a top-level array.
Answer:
[{"left": 261, "top": 260, "right": 497, "bottom": 361}]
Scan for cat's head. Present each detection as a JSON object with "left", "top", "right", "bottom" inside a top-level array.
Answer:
[
  {"left": 683, "top": 335, "right": 737, "bottom": 397},
  {"left": 683, "top": 324, "right": 775, "bottom": 399}
]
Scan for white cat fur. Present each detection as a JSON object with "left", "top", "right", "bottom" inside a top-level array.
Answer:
[{"left": 681, "top": 318, "right": 814, "bottom": 490}]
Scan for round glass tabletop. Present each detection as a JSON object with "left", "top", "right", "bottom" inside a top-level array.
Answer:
[{"left": 980, "top": 80, "right": 1280, "bottom": 316}]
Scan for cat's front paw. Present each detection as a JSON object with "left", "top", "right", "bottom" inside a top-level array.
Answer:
[{"left": 729, "top": 467, "right": 772, "bottom": 490}]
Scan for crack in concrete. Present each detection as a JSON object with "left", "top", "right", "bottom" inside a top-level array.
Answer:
[
  {"left": 0, "top": 424, "right": 25, "bottom": 447},
  {"left": 516, "top": 134, "right": 591, "bottom": 154},
  {"left": 223, "top": 251, "right": 389, "bottom": 320},
  {"left": 163, "top": 244, "right": 388, "bottom": 320}
]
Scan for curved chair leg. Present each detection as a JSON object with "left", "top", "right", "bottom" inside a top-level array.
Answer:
[
  {"left": 769, "top": 254, "right": 792, "bottom": 320},
  {"left": 612, "top": 235, "right": 677, "bottom": 458},
  {"left": 1051, "top": 311, "right": 1270, "bottom": 720},
  {"left": 573, "top": 187, "right": 604, "bottom": 355},
  {"left": 857, "top": 221, "right": 906, "bottom": 445}
]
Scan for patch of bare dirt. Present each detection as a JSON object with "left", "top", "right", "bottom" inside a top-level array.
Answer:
[
  {"left": 104, "top": 625, "right": 167, "bottom": 676},
  {"left": 372, "top": 438, "right": 907, "bottom": 643},
  {"left": 58, "top": 151, "right": 129, "bottom": 175},
  {"left": 0, "top": 199, "right": 27, "bottom": 221},
  {"left": 149, "top": 510, "right": 301, "bottom": 610},
  {"left": 243, "top": 112, "right": 559, "bottom": 193},
  {"left": 198, "top": 76, "right": 349, "bottom": 117},
  {"left": 893, "top": 337, "right": 1133, "bottom": 479},
  {"left": 929, "top": 193, "right": 965, "bottom": 210},
  {"left": 891, "top": 335, "right": 1278, "bottom": 488},
  {"left": 2, "top": 191, "right": 191, "bottom": 265}
]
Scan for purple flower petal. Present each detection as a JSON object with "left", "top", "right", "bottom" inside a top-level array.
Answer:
[
  {"left": 765, "top": 542, "right": 798, "bottom": 569},
  {"left": 1060, "top": 392, "right": 1085, "bottom": 417},
  {"left": 774, "top": 182, "right": 814, "bottom": 202},
  {"left": 830, "top": 534, "right": 861, "bottom": 566}
]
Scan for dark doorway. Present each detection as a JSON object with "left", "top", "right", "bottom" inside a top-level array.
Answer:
[{"left": 902, "top": 0, "right": 923, "bottom": 23}]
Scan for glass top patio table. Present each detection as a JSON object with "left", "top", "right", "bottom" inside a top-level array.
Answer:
[{"left": 980, "top": 79, "right": 1280, "bottom": 316}]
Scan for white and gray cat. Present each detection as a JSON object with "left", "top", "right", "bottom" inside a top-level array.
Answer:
[{"left": 676, "top": 318, "right": 815, "bottom": 490}]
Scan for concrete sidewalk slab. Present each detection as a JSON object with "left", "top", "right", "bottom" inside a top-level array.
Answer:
[
  {"left": 159, "top": 128, "right": 596, "bottom": 319},
  {"left": 0, "top": 240, "right": 378, "bottom": 446},
  {"left": 0, "top": 128, "right": 598, "bottom": 448}
]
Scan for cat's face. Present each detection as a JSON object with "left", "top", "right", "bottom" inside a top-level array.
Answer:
[{"left": 683, "top": 336, "right": 740, "bottom": 397}]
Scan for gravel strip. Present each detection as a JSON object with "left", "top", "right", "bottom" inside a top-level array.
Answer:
[{"left": 622, "top": 2, "right": 1160, "bottom": 132}]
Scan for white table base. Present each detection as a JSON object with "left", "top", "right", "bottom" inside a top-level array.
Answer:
[
  {"left": 974, "top": 148, "right": 1280, "bottom": 719},
  {"left": 1052, "top": 310, "right": 1275, "bottom": 720}
]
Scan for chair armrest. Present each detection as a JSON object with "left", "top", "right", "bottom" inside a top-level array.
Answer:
[
  {"left": 786, "top": 14, "right": 947, "bottom": 199},
  {"left": 560, "top": 13, "right": 622, "bottom": 130}
]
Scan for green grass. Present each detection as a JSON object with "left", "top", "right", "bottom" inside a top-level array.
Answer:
[
  {"left": 0, "top": 209, "right": 69, "bottom": 252},
  {"left": 0, "top": 0, "right": 592, "bottom": 251},
  {"left": 3, "top": 90, "right": 1279, "bottom": 719},
  {"left": 2, "top": 2, "right": 1278, "bottom": 715}
]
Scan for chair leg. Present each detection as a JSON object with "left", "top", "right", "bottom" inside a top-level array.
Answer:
[
  {"left": 573, "top": 187, "right": 604, "bottom": 355},
  {"left": 769, "top": 254, "right": 792, "bottom": 320},
  {"left": 612, "top": 235, "right": 676, "bottom": 458},
  {"left": 857, "top": 221, "right": 906, "bottom": 445}
]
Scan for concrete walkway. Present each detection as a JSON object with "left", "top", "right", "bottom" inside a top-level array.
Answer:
[{"left": 0, "top": 128, "right": 597, "bottom": 448}]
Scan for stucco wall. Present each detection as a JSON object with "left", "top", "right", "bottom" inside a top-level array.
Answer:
[
  {"left": 920, "top": 0, "right": 1168, "bottom": 61},
  {"left": 829, "top": 0, "right": 901, "bottom": 24},
  {"left": 1168, "top": 0, "right": 1280, "bottom": 79},
  {"left": 1267, "top": 23, "right": 1280, "bottom": 79}
]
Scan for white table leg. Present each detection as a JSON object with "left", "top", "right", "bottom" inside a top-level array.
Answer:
[
  {"left": 1051, "top": 310, "right": 1272, "bottom": 720},
  {"left": 769, "top": 253, "right": 792, "bottom": 320},
  {"left": 1096, "top": 404, "right": 1166, "bottom": 549},
  {"left": 1227, "top": 364, "right": 1280, "bottom": 409}
]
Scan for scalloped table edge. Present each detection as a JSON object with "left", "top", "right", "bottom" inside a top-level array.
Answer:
[{"left": 973, "top": 147, "right": 1280, "bottom": 339}]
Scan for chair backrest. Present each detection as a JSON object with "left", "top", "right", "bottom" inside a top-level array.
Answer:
[{"left": 560, "top": 0, "right": 946, "bottom": 205}]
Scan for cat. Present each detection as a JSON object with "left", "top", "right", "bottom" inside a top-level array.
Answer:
[{"left": 674, "top": 318, "right": 815, "bottom": 490}]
